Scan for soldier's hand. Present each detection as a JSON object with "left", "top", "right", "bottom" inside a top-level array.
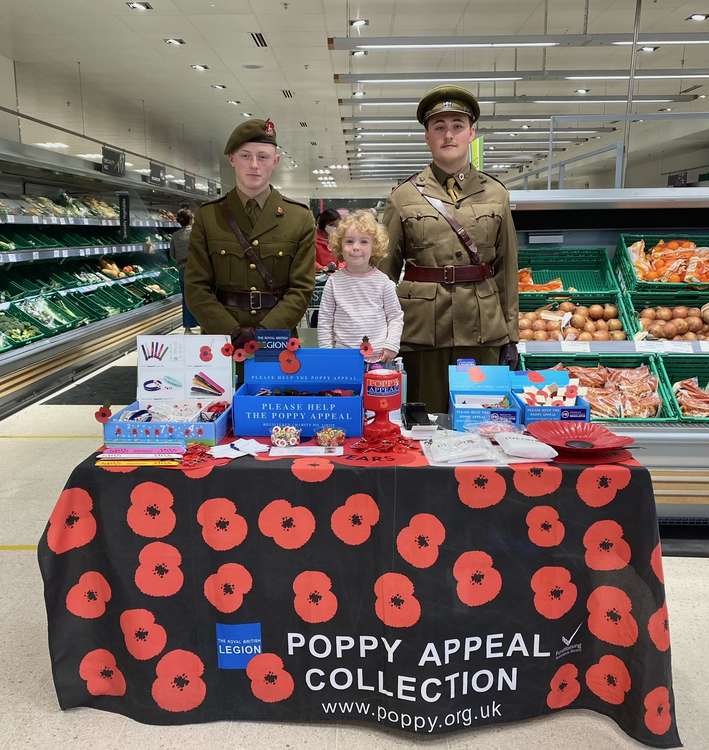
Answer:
[
  {"left": 499, "top": 342, "right": 520, "bottom": 370},
  {"left": 231, "top": 326, "right": 257, "bottom": 349}
]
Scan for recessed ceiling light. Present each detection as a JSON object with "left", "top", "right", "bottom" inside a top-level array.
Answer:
[
  {"left": 125, "top": 162, "right": 134, "bottom": 167},
  {"left": 350, "top": 18, "right": 369, "bottom": 28},
  {"left": 165, "top": 174, "right": 176, "bottom": 179},
  {"left": 134, "top": 168, "right": 151, "bottom": 174},
  {"left": 575, "top": 88, "right": 591, "bottom": 94},
  {"left": 33, "top": 142, "right": 69, "bottom": 149},
  {"left": 243, "top": 64, "right": 263, "bottom": 70},
  {"left": 211, "top": 83, "right": 227, "bottom": 89},
  {"left": 687, "top": 13, "right": 708, "bottom": 22},
  {"left": 76, "top": 153, "right": 102, "bottom": 159},
  {"left": 700, "top": 94, "right": 707, "bottom": 98},
  {"left": 191, "top": 64, "right": 209, "bottom": 71},
  {"left": 127, "top": 2, "right": 152, "bottom": 10},
  {"left": 242, "top": 112, "right": 253, "bottom": 117},
  {"left": 640, "top": 45, "right": 659, "bottom": 52},
  {"left": 353, "top": 91, "right": 366, "bottom": 97},
  {"left": 351, "top": 50, "right": 368, "bottom": 57},
  {"left": 227, "top": 99, "right": 241, "bottom": 105},
  {"left": 658, "top": 107, "right": 672, "bottom": 111},
  {"left": 521, "top": 124, "right": 530, "bottom": 129},
  {"left": 164, "top": 38, "right": 186, "bottom": 46}
]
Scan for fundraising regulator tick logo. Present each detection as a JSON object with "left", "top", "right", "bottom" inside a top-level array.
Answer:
[{"left": 216, "top": 622, "right": 262, "bottom": 669}]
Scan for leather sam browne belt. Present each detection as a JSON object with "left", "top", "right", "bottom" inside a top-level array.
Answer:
[
  {"left": 217, "top": 288, "right": 284, "bottom": 310},
  {"left": 403, "top": 263, "right": 492, "bottom": 284}
]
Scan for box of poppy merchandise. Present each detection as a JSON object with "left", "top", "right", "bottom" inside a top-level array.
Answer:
[{"left": 233, "top": 348, "right": 365, "bottom": 438}]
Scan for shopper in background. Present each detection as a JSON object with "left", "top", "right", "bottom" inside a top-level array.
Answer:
[
  {"left": 315, "top": 207, "right": 341, "bottom": 271},
  {"left": 169, "top": 208, "right": 198, "bottom": 334},
  {"left": 380, "top": 84, "right": 519, "bottom": 413},
  {"left": 318, "top": 210, "right": 403, "bottom": 364},
  {"left": 185, "top": 118, "right": 315, "bottom": 378}
]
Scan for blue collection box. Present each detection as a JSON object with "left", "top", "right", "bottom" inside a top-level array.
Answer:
[
  {"left": 507, "top": 369, "right": 590, "bottom": 425},
  {"left": 233, "top": 349, "right": 364, "bottom": 438},
  {"left": 103, "top": 401, "right": 232, "bottom": 446}
]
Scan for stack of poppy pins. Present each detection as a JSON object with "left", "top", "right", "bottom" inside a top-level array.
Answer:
[{"left": 271, "top": 425, "right": 301, "bottom": 448}]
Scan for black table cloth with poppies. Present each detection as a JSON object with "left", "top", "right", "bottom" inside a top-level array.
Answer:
[{"left": 37, "top": 451, "right": 680, "bottom": 748}]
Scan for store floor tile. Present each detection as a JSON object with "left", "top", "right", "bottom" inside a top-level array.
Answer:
[
  {"left": 0, "top": 405, "right": 108, "bottom": 439},
  {"left": 45, "top": 366, "right": 137, "bottom": 406}
]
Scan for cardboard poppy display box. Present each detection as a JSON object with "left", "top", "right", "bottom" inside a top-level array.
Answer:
[
  {"left": 233, "top": 349, "right": 365, "bottom": 438},
  {"left": 448, "top": 365, "right": 590, "bottom": 430},
  {"left": 103, "top": 334, "right": 234, "bottom": 446}
]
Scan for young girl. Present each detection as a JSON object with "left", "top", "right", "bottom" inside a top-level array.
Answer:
[{"left": 317, "top": 210, "right": 404, "bottom": 362}]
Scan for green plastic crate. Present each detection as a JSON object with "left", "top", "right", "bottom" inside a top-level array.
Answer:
[
  {"left": 0, "top": 331, "right": 16, "bottom": 354},
  {"left": 613, "top": 233, "right": 709, "bottom": 294},
  {"left": 519, "top": 352, "right": 678, "bottom": 422},
  {"left": 0, "top": 304, "right": 52, "bottom": 347},
  {"left": 519, "top": 246, "right": 618, "bottom": 295},
  {"left": 519, "top": 290, "right": 635, "bottom": 342},
  {"left": 657, "top": 354, "right": 709, "bottom": 423},
  {"left": 622, "top": 291, "right": 707, "bottom": 338},
  {"left": 15, "top": 298, "right": 74, "bottom": 334},
  {"left": 46, "top": 294, "right": 91, "bottom": 327},
  {"left": 63, "top": 292, "right": 107, "bottom": 321}
]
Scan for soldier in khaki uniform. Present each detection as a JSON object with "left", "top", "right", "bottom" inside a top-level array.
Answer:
[
  {"left": 381, "top": 85, "right": 519, "bottom": 413},
  {"left": 185, "top": 119, "right": 315, "bottom": 372}
]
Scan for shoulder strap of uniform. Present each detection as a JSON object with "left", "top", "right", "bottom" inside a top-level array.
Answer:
[
  {"left": 391, "top": 171, "right": 421, "bottom": 192},
  {"left": 200, "top": 193, "right": 227, "bottom": 207},
  {"left": 479, "top": 171, "right": 509, "bottom": 190},
  {"left": 280, "top": 194, "right": 309, "bottom": 210}
]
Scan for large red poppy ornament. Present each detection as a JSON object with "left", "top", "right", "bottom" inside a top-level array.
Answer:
[
  {"left": 293, "top": 571, "right": 338, "bottom": 623},
  {"left": 258, "top": 499, "right": 316, "bottom": 549},
  {"left": 396, "top": 513, "right": 446, "bottom": 568},
  {"left": 374, "top": 572, "right": 421, "bottom": 628},
  {"left": 583, "top": 520, "right": 631, "bottom": 571},
  {"left": 79, "top": 649, "right": 126, "bottom": 697},
  {"left": 331, "top": 493, "right": 380, "bottom": 545},
  {"left": 454, "top": 466, "right": 506, "bottom": 509},
  {"left": 47, "top": 487, "right": 97, "bottom": 554},
  {"left": 94, "top": 404, "right": 112, "bottom": 424},
  {"left": 453, "top": 551, "right": 502, "bottom": 607},
  {"left": 546, "top": 663, "right": 580, "bottom": 709},
  {"left": 585, "top": 654, "right": 631, "bottom": 705},
  {"left": 246, "top": 653, "right": 295, "bottom": 703},
  {"left": 204, "top": 562, "right": 253, "bottom": 613},
  {"left": 531, "top": 566, "right": 577, "bottom": 620},
  {"left": 127, "top": 482, "right": 176, "bottom": 538},
  {"left": 586, "top": 586, "right": 638, "bottom": 647},
  {"left": 120, "top": 609, "right": 167, "bottom": 660},
  {"left": 66, "top": 571, "right": 112, "bottom": 619},
  {"left": 134, "top": 542, "right": 184, "bottom": 597},
  {"left": 152, "top": 650, "right": 206, "bottom": 712}
]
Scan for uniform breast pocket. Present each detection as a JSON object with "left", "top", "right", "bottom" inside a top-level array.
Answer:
[
  {"left": 260, "top": 242, "right": 297, "bottom": 285},
  {"left": 475, "top": 279, "right": 508, "bottom": 343},
  {"left": 208, "top": 245, "right": 243, "bottom": 284},
  {"left": 401, "top": 208, "right": 440, "bottom": 248}
]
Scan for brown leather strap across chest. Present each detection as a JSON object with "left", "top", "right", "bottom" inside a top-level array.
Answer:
[{"left": 403, "top": 263, "right": 492, "bottom": 284}]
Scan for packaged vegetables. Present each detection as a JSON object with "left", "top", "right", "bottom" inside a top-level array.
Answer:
[
  {"left": 672, "top": 379, "right": 709, "bottom": 417},
  {"left": 627, "top": 239, "right": 709, "bottom": 284}
]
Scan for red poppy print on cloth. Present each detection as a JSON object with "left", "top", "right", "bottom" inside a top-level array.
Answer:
[
  {"left": 247, "top": 653, "right": 295, "bottom": 703},
  {"left": 79, "top": 649, "right": 126, "bottom": 697},
  {"left": 396, "top": 513, "right": 446, "bottom": 568},
  {"left": 99, "top": 465, "right": 137, "bottom": 474},
  {"left": 531, "top": 567, "right": 577, "bottom": 620},
  {"left": 66, "top": 571, "right": 111, "bottom": 619},
  {"left": 583, "top": 520, "right": 631, "bottom": 571},
  {"left": 454, "top": 467, "right": 506, "bottom": 509},
  {"left": 512, "top": 464, "right": 562, "bottom": 497},
  {"left": 526, "top": 506, "right": 565, "bottom": 548},
  {"left": 134, "top": 542, "right": 184, "bottom": 597},
  {"left": 196, "top": 498, "right": 248, "bottom": 551},
  {"left": 293, "top": 571, "right": 338, "bottom": 623},
  {"left": 291, "top": 457, "right": 334, "bottom": 483},
  {"left": 259, "top": 499, "right": 316, "bottom": 550},
  {"left": 374, "top": 572, "right": 421, "bottom": 628},
  {"left": 331, "top": 493, "right": 380, "bottom": 545},
  {"left": 651, "top": 542, "right": 665, "bottom": 583},
  {"left": 648, "top": 602, "right": 671, "bottom": 652},
  {"left": 587, "top": 586, "right": 638, "bottom": 647},
  {"left": 152, "top": 650, "right": 206, "bottom": 712},
  {"left": 47, "top": 487, "right": 97, "bottom": 554},
  {"left": 644, "top": 686, "right": 672, "bottom": 736},
  {"left": 204, "top": 563, "right": 253, "bottom": 613},
  {"left": 180, "top": 457, "right": 230, "bottom": 480},
  {"left": 576, "top": 465, "right": 632, "bottom": 507},
  {"left": 585, "top": 654, "right": 632, "bottom": 705},
  {"left": 120, "top": 609, "right": 167, "bottom": 660},
  {"left": 546, "top": 663, "right": 580, "bottom": 709},
  {"left": 453, "top": 551, "right": 502, "bottom": 607},
  {"left": 127, "top": 482, "right": 176, "bottom": 538}
]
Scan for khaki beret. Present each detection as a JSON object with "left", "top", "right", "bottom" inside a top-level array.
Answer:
[
  {"left": 224, "top": 118, "right": 277, "bottom": 155},
  {"left": 416, "top": 85, "right": 481, "bottom": 126}
]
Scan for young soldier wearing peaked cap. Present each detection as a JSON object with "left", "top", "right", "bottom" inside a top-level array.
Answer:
[
  {"left": 185, "top": 118, "right": 315, "bottom": 369},
  {"left": 380, "top": 85, "right": 519, "bottom": 413}
]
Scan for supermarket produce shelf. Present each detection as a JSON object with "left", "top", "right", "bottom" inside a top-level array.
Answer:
[
  {"left": 0, "top": 295, "right": 180, "bottom": 420},
  {"left": 509, "top": 187, "right": 709, "bottom": 211},
  {"left": 0, "top": 241, "right": 170, "bottom": 265},
  {"left": 518, "top": 340, "right": 709, "bottom": 355},
  {"left": 0, "top": 214, "right": 178, "bottom": 228}
]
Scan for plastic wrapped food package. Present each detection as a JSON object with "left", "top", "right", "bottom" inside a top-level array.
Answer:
[{"left": 673, "top": 378, "right": 709, "bottom": 417}]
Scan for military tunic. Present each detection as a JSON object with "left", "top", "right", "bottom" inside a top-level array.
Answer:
[
  {"left": 184, "top": 187, "right": 315, "bottom": 336},
  {"left": 381, "top": 164, "right": 519, "bottom": 411}
]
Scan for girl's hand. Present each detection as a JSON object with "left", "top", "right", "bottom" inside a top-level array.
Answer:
[{"left": 379, "top": 348, "right": 397, "bottom": 363}]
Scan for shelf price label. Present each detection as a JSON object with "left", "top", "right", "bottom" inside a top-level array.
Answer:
[
  {"left": 664, "top": 341, "right": 693, "bottom": 354},
  {"left": 31, "top": 216, "right": 39, "bottom": 224},
  {"left": 635, "top": 341, "right": 665, "bottom": 353},
  {"left": 699, "top": 341, "right": 709, "bottom": 354},
  {"left": 561, "top": 341, "right": 590, "bottom": 353},
  {"left": 32, "top": 251, "right": 39, "bottom": 260},
  {"left": 6, "top": 215, "right": 14, "bottom": 223}
]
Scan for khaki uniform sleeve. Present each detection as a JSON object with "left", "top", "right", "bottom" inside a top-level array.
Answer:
[
  {"left": 493, "top": 192, "right": 519, "bottom": 343},
  {"left": 379, "top": 194, "right": 405, "bottom": 282},
  {"left": 260, "top": 211, "right": 315, "bottom": 329},
  {"left": 184, "top": 208, "right": 238, "bottom": 335}
]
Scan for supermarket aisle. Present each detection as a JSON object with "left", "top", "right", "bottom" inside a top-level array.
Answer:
[{"left": 1, "top": 346, "right": 708, "bottom": 750}]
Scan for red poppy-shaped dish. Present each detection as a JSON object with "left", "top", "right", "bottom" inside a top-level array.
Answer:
[{"left": 526, "top": 421, "right": 634, "bottom": 455}]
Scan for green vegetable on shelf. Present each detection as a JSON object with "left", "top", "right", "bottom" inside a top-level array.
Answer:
[
  {"left": 0, "top": 240, "right": 16, "bottom": 251},
  {"left": 0, "top": 313, "right": 41, "bottom": 341}
]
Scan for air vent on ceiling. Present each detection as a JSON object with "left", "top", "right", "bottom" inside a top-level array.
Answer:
[
  {"left": 251, "top": 32, "right": 268, "bottom": 48},
  {"left": 282, "top": 89, "right": 294, "bottom": 98},
  {"left": 299, "top": 121, "right": 308, "bottom": 127}
]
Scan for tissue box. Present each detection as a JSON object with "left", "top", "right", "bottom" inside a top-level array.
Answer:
[{"left": 233, "top": 349, "right": 364, "bottom": 438}]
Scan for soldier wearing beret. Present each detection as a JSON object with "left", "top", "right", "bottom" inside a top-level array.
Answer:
[
  {"left": 380, "top": 85, "right": 519, "bottom": 413},
  {"left": 185, "top": 118, "right": 315, "bottom": 368}
]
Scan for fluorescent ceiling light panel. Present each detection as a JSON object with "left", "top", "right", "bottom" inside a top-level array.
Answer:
[
  {"left": 33, "top": 142, "right": 69, "bottom": 149},
  {"left": 127, "top": 2, "right": 152, "bottom": 10},
  {"left": 164, "top": 38, "right": 185, "bottom": 46},
  {"left": 356, "top": 76, "right": 523, "bottom": 83},
  {"left": 76, "top": 153, "right": 102, "bottom": 159},
  {"left": 191, "top": 64, "right": 209, "bottom": 71}
]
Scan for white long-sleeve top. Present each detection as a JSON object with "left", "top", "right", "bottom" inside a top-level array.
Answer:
[{"left": 317, "top": 267, "right": 404, "bottom": 356}]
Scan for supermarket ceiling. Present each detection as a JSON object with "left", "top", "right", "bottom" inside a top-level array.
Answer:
[{"left": 0, "top": 0, "right": 708, "bottom": 191}]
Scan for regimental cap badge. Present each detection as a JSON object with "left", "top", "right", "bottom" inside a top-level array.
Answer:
[{"left": 264, "top": 118, "right": 276, "bottom": 136}]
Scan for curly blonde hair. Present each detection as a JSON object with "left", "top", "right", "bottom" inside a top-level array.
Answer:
[{"left": 329, "top": 209, "right": 389, "bottom": 263}]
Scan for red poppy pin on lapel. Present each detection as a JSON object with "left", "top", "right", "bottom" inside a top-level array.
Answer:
[{"left": 276, "top": 206, "right": 284, "bottom": 216}]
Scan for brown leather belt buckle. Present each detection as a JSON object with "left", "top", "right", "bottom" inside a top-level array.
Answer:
[
  {"left": 249, "top": 290, "right": 263, "bottom": 310},
  {"left": 442, "top": 265, "right": 456, "bottom": 284}
]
